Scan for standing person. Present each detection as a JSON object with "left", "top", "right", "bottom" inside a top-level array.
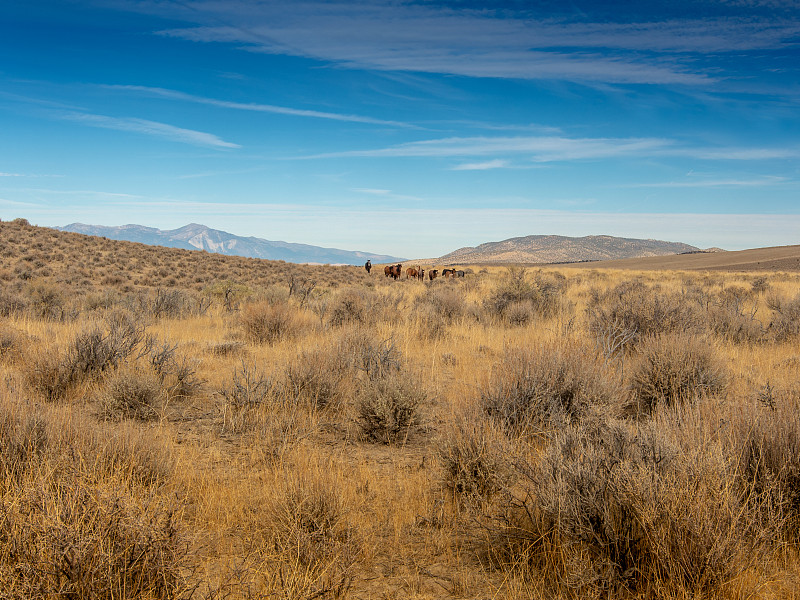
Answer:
[{"left": 365, "top": 259, "right": 372, "bottom": 274}]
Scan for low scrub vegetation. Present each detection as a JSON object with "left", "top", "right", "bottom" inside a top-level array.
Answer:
[{"left": 0, "top": 218, "right": 798, "bottom": 599}]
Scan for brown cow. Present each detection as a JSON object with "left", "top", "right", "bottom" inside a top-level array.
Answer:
[
  {"left": 428, "top": 269, "right": 439, "bottom": 281},
  {"left": 406, "top": 267, "right": 419, "bottom": 279},
  {"left": 442, "top": 268, "right": 456, "bottom": 278}
]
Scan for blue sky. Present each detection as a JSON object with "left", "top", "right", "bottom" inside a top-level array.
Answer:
[{"left": 1, "top": 0, "right": 799, "bottom": 257}]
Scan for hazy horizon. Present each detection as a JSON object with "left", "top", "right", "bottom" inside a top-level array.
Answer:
[{"left": 2, "top": 1, "right": 799, "bottom": 257}]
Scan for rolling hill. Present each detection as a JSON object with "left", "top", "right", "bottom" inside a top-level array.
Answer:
[{"left": 437, "top": 234, "right": 702, "bottom": 264}]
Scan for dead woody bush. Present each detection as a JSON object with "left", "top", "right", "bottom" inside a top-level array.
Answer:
[
  {"left": 628, "top": 333, "right": 728, "bottom": 416},
  {"left": 480, "top": 342, "right": 618, "bottom": 434}
]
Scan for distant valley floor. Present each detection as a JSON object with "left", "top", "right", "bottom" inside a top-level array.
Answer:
[{"left": 550, "top": 245, "right": 800, "bottom": 272}]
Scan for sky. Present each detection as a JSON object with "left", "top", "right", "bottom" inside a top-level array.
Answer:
[{"left": 1, "top": 0, "right": 799, "bottom": 258}]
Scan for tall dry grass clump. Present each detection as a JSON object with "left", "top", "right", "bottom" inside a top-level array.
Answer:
[
  {"left": 0, "top": 395, "right": 190, "bottom": 599},
  {"left": 437, "top": 412, "right": 512, "bottom": 503},
  {"left": 238, "top": 300, "right": 303, "bottom": 344},
  {"left": 254, "top": 470, "right": 361, "bottom": 599},
  {"left": 728, "top": 395, "right": 800, "bottom": 542}
]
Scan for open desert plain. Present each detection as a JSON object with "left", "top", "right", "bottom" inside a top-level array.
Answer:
[{"left": 0, "top": 218, "right": 798, "bottom": 599}]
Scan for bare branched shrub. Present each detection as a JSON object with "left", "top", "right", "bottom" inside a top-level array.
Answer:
[
  {"left": 0, "top": 288, "right": 27, "bottom": 316},
  {"left": 766, "top": 292, "right": 800, "bottom": 341},
  {"left": 286, "top": 348, "right": 350, "bottom": 410},
  {"left": 706, "top": 288, "right": 765, "bottom": 343},
  {"left": 97, "top": 369, "right": 164, "bottom": 421},
  {"left": 483, "top": 420, "right": 781, "bottom": 598},
  {"left": 66, "top": 317, "right": 144, "bottom": 380},
  {"left": 587, "top": 281, "right": 704, "bottom": 351},
  {"left": 219, "top": 361, "right": 280, "bottom": 433},
  {"left": 483, "top": 267, "right": 563, "bottom": 322},
  {"left": 357, "top": 377, "right": 427, "bottom": 443},
  {"left": 146, "top": 288, "right": 194, "bottom": 319},
  {"left": 239, "top": 300, "right": 299, "bottom": 344},
  {"left": 26, "top": 280, "right": 67, "bottom": 321},
  {"left": 480, "top": 342, "right": 618, "bottom": 434},
  {"left": 288, "top": 274, "right": 317, "bottom": 306},
  {"left": 337, "top": 329, "right": 401, "bottom": 380},
  {"left": 750, "top": 276, "right": 770, "bottom": 294},
  {"left": 628, "top": 333, "right": 728, "bottom": 415}
]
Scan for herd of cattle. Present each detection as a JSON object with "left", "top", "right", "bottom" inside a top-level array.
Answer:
[{"left": 364, "top": 260, "right": 465, "bottom": 281}]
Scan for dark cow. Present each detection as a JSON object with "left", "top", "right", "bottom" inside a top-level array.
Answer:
[
  {"left": 442, "top": 268, "right": 456, "bottom": 278},
  {"left": 384, "top": 264, "right": 402, "bottom": 280},
  {"left": 428, "top": 269, "right": 439, "bottom": 281},
  {"left": 365, "top": 259, "right": 372, "bottom": 274},
  {"left": 455, "top": 270, "right": 465, "bottom": 278},
  {"left": 418, "top": 268, "right": 425, "bottom": 280}
]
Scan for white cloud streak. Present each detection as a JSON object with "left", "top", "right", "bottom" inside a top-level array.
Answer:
[
  {"left": 53, "top": 110, "right": 240, "bottom": 149},
  {"left": 623, "top": 176, "right": 790, "bottom": 188},
  {"left": 303, "top": 134, "right": 800, "bottom": 164},
  {"left": 108, "top": 85, "right": 415, "bottom": 128},
  {"left": 307, "top": 135, "right": 674, "bottom": 161},
  {"left": 451, "top": 159, "right": 511, "bottom": 170}
]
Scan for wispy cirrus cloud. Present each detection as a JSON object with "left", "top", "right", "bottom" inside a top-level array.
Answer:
[
  {"left": 308, "top": 135, "right": 674, "bottom": 162},
  {"left": 304, "top": 134, "right": 800, "bottom": 164},
  {"left": 623, "top": 176, "right": 790, "bottom": 188},
  {"left": 107, "top": 85, "right": 416, "bottom": 128},
  {"left": 451, "top": 159, "right": 511, "bottom": 170},
  {"left": 52, "top": 110, "right": 240, "bottom": 149},
  {"left": 350, "top": 187, "right": 425, "bottom": 202},
  {"left": 108, "top": 0, "right": 800, "bottom": 86}
]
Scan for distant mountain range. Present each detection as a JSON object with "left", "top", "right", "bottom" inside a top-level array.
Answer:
[
  {"left": 55, "top": 223, "right": 406, "bottom": 265},
  {"left": 437, "top": 235, "right": 705, "bottom": 264}
]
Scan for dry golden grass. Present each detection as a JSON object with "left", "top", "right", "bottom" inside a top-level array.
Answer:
[{"left": 0, "top": 218, "right": 799, "bottom": 598}]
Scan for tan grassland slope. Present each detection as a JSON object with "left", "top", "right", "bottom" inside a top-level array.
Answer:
[
  {"left": 557, "top": 244, "right": 800, "bottom": 272},
  {"left": 438, "top": 234, "right": 699, "bottom": 264},
  {"left": 1, "top": 217, "right": 799, "bottom": 599}
]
